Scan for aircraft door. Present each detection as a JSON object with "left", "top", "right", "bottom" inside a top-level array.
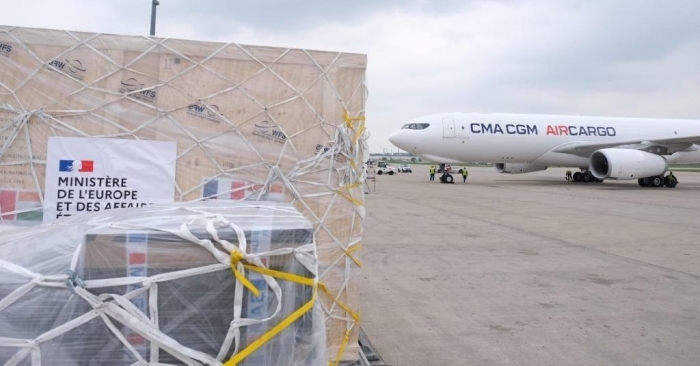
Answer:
[
  {"left": 456, "top": 120, "right": 469, "bottom": 138},
  {"left": 442, "top": 118, "right": 455, "bottom": 138}
]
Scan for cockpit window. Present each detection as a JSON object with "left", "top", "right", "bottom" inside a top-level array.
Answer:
[{"left": 401, "top": 123, "right": 430, "bottom": 130}]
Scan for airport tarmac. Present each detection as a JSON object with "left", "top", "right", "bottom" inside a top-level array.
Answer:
[{"left": 360, "top": 165, "right": 700, "bottom": 366}]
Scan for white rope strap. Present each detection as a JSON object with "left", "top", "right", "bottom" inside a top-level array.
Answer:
[{"left": 0, "top": 205, "right": 318, "bottom": 365}]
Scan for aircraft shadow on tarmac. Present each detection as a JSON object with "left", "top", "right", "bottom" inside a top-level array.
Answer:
[{"left": 431, "top": 178, "right": 699, "bottom": 190}]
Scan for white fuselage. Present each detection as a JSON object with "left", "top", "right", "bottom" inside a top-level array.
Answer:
[{"left": 389, "top": 113, "right": 700, "bottom": 167}]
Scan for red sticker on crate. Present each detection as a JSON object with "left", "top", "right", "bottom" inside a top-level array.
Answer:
[{"left": 129, "top": 252, "right": 146, "bottom": 265}]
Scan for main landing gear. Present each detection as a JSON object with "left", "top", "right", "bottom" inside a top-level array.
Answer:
[
  {"left": 571, "top": 170, "right": 603, "bottom": 184},
  {"left": 638, "top": 174, "right": 678, "bottom": 188}
]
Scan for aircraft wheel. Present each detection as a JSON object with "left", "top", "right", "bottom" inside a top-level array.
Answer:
[
  {"left": 573, "top": 172, "right": 582, "bottom": 182},
  {"left": 638, "top": 178, "right": 647, "bottom": 187},
  {"left": 582, "top": 173, "right": 593, "bottom": 183},
  {"left": 651, "top": 176, "right": 664, "bottom": 188},
  {"left": 664, "top": 177, "right": 678, "bottom": 188}
]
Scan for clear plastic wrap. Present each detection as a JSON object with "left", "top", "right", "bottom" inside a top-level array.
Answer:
[
  {"left": 0, "top": 26, "right": 366, "bottom": 361},
  {"left": 0, "top": 201, "right": 326, "bottom": 365}
]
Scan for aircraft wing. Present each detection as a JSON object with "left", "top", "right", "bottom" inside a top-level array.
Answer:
[{"left": 552, "top": 134, "right": 700, "bottom": 157}]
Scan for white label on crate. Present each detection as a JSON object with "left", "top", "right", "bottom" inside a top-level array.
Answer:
[
  {"left": 126, "top": 232, "right": 149, "bottom": 360},
  {"left": 44, "top": 137, "right": 177, "bottom": 223},
  {"left": 246, "top": 211, "right": 272, "bottom": 363}
]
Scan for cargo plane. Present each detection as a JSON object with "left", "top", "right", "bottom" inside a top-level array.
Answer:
[{"left": 388, "top": 113, "right": 700, "bottom": 187}]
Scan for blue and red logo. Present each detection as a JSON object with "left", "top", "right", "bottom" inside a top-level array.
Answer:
[{"left": 59, "top": 160, "right": 94, "bottom": 173}]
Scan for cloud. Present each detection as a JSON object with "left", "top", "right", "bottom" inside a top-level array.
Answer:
[
  {"left": 1, "top": 1, "right": 152, "bottom": 36},
  {"left": 158, "top": 0, "right": 476, "bottom": 35},
  {"left": 1, "top": 0, "right": 700, "bottom": 153}
]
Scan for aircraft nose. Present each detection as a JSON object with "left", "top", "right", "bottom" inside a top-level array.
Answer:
[{"left": 388, "top": 130, "right": 403, "bottom": 149}]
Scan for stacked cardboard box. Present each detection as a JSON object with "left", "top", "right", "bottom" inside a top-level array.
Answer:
[
  {"left": 0, "top": 201, "right": 325, "bottom": 365},
  {"left": 0, "top": 26, "right": 366, "bottom": 361}
]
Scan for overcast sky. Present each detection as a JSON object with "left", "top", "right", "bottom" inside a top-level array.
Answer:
[{"left": 2, "top": 0, "right": 700, "bottom": 153}]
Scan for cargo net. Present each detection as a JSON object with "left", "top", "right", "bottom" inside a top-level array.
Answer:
[
  {"left": 0, "top": 202, "right": 325, "bottom": 365},
  {"left": 0, "top": 26, "right": 368, "bottom": 363}
]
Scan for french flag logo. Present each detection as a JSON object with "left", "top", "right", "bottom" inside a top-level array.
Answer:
[{"left": 59, "top": 160, "right": 94, "bottom": 173}]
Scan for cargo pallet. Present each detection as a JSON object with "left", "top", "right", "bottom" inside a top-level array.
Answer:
[{"left": 342, "top": 328, "right": 387, "bottom": 366}]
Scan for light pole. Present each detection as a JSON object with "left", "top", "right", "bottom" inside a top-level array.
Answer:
[{"left": 150, "top": 0, "right": 160, "bottom": 36}]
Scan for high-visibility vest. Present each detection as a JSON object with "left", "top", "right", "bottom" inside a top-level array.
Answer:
[
  {"left": 462, "top": 169, "right": 468, "bottom": 176},
  {"left": 430, "top": 167, "right": 436, "bottom": 174}
]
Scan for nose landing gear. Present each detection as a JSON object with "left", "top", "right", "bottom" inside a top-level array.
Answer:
[
  {"left": 440, "top": 173, "right": 454, "bottom": 183},
  {"left": 438, "top": 163, "right": 455, "bottom": 184}
]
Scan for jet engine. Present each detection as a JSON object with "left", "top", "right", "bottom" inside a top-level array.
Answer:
[
  {"left": 589, "top": 148, "right": 667, "bottom": 180},
  {"left": 495, "top": 163, "right": 548, "bottom": 174}
]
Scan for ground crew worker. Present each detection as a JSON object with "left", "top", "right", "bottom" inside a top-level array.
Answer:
[
  {"left": 668, "top": 171, "right": 677, "bottom": 183},
  {"left": 566, "top": 170, "right": 573, "bottom": 182},
  {"left": 429, "top": 165, "right": 436, "bottom": 181},
  {"left": 461, "top": 167, "right": 468, "bottom": 182}
]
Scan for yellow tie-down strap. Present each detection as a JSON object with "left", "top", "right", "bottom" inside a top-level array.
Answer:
[
  {"left": 336, "top": 181, "right": 364, "bottom": 208},
  {"left": 319, "top": 281, "right": 362, "bottom": 366},
  {"left": 225, "top": 109, "right": 362, "bottom": 366},
  {"left": 343, "top": 109, "right": 366, "bottom": 146},
  {"left": 225, "top": 251, "right": 317, "bottom": 366}
]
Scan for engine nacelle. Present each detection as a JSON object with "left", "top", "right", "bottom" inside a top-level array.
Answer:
[
  {"left": 589, "top": 148, "right": 668, "bottom": 180},
  {"left": 495, "top": 163, "right": 548, "bottom": 174}
]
